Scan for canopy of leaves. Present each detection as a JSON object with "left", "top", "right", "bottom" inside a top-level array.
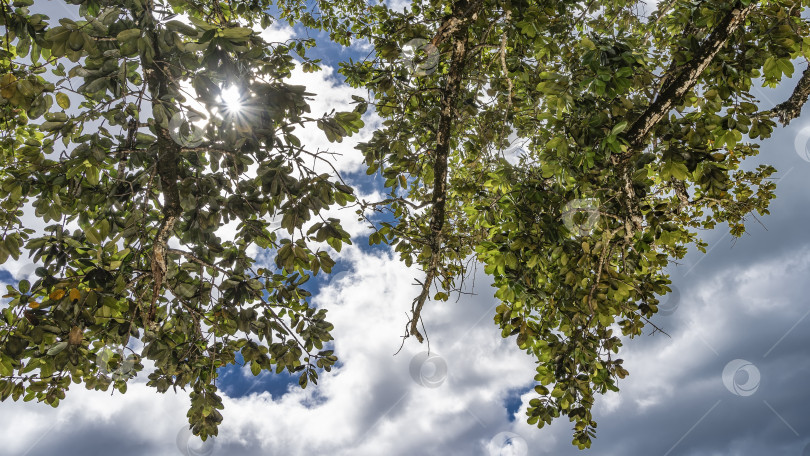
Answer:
[
  {"left": 334, "top": 0, "right": 802, "bottom": 447},
  {"left": 0, "top": 0, "right": 365, "bottom": 439},
  {"left": 1, "top": 0, "right": 809, "bottom": 448}
]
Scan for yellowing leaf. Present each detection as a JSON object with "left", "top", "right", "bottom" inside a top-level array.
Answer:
[
  {"left": 28, "top": 301, "right": 40, "bottom": 309},
  {"left": 69, "top": 288, "right": 81, "bottom": 301},
  {"left": 0, "top": 73, "right": 17, "bottom": 99},
  {"left": 56, "top": 92, "right": 70, "bottom": 109},
  {"left": 49, "top": 289, "right": 66, "bottom": 301}
]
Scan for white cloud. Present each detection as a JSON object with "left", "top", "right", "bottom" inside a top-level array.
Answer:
[
  {"left": 1, "top": 244, "right": 539, "bottom": 456},
  {"left": 257, "top": 21, "right": 296, "bottom": 44},
  {"left": 6, "top": 5, "right": 810, "bottom": 456}
]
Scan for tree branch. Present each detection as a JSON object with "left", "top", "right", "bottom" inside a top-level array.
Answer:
[
  {"left": 613, "top": 2, "right": 756, "bottom": 239},
  {"left": 771, "top": 65, "right": 810, "bottom": 125},
  {"left": 142, "top": 10, "right": 182, "bottom": 325},
  {"left": 168, "top": 248, "right": 229, "bottom": 275},
  {"left": 409, "top": 0, "right": 479, "bottom": 343},
  {"left": 625, "top": 2, "right": 756, "bottom": 152}
]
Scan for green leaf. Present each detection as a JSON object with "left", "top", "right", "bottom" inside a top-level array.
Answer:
[
  {"left": 661, "top": 161, "right": 689, "bottom": 181},
  {"left": 55, "top": 92, "right": 70, "bottom": 109},
  {"left": 47, "top": 341, "right": 68, "bottom": 356},
  {"left": 221, "top": 27, "right": 253, "bottom": 39},
  {"left": 84, "top": 225, "right": 101, "bottom": 244},
  {"left": 116, "top": 29, "right": 141, "bottom": 42},
  {"left": 611, "top": 121, "right": 627, "bottom": 135}
]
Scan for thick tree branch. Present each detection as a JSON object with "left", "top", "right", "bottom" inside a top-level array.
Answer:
[
  {"left": 428, "top": 0, "right": 484, "bottom": 49},
  {"left": 625, "top": 2, "right": 756, "bottom": 152},
  {"left": 409, "top": 0, "right": 479, "bottom": 343},
  {"left": 771, "top": 65, "right": 810, "bottom": 125},
  {"left": 143, "top": 11, "right": 182, "bottom": 325},
  {"left": 614, "top": 2, "right": 755, "bottom": 238}
]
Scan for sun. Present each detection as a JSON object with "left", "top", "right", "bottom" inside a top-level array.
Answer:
[{"left": 219, "top": 85, "right": 243, "bottom": 114}]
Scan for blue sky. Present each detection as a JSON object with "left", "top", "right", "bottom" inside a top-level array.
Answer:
[{"left": 3, "top": 2, "right": 810, "bottom": 456}]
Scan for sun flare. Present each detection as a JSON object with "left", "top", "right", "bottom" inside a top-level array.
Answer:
[{"left": 219, "top": 85, "right": 243, "bottom": 114}]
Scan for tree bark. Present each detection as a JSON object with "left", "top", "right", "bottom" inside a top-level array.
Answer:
[
  {"left": 624, "top": 2, "right": 756, "bottom": 153},
  {"left": 409, "top": 0, "right": 480, "bottom": 343},
  {"left": 142, "top": 12, "right": 182, "bottom": 324},
  {"left": 614, "top": 2, "right": 756, "bottom": 238},
  {"left": 772, "top": 65, "right": 810, "bottom": 125}
]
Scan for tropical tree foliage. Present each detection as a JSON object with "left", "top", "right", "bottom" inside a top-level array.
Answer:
[
  {"left": 335, "top": 0, "right": 808, "bottom": 447},
  {"left": 0, "top": 0, "right": 365, "bottom": 439},
  {"left": 2, "top": 0, "right": 810, "bottom": 448}
]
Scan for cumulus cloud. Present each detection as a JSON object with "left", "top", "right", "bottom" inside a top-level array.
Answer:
[
  {"left": 6, "top": 172, "right": 810, "bottom": 456},
  {"left": 6, "top": 5, "right": 810, "bottom": 456},
  {"left": 2, "top": 244, "right": 539, "bottom": 456}
]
